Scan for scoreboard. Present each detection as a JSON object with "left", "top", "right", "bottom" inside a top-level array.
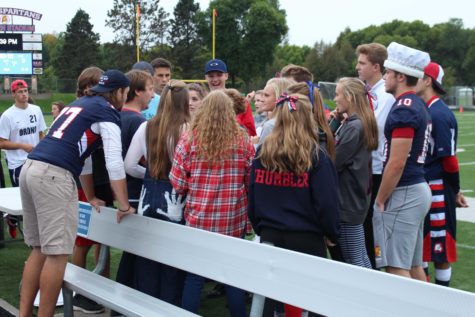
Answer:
[
  {"left": 0, "top": 53, "right": 33, "bottom": 75},
  {"left": 0, "top": 33, "right": 42, "bottom": 75},
  {"left": 0, "top": 34, "right": 22, "bottom": 51}
]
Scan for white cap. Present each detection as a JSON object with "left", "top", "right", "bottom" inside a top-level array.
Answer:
[{"left": 384, "top": 42, "right": 430, "bottom": 79}]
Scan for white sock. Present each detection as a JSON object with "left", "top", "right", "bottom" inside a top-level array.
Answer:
[{"left": 435, "top": 267, "right": 451, "bottom": 282}]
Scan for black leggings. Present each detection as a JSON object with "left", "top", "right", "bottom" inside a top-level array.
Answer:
[
  {"left": 259, "top": 227, "right": 326, "bottom": 317},
  {"left": 260, "top": 228, "right": 327, "bottom": 257}
]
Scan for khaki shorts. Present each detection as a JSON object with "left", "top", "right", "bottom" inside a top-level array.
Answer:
[{"left": 20, "top": 159, "right": 78, "bottom": 255}]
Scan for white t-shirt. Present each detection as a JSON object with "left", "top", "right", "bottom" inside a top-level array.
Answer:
[
  {"left": 371, "top": 79, "right": 395, "bottom": 174},
  {"left": 124, "top": 121, "right": 148, "bottom": 179},
  {"left": 0, "top": 103, "right": 47, "bottom": 169},
  {"left": 81, "top": 122, "right": 126, "bottom": 181}
]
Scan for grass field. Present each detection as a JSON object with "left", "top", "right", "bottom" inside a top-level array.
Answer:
[
  {"left": 0, "top": 111, "right": 474, "bottom": 316},
  {"left": 0, "top": 93, "right": 76, "bottom": 114}
]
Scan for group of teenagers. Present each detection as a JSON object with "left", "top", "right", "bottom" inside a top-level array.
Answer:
[{"left": 8, "top": 40, "right": 467, "bottom": 317}]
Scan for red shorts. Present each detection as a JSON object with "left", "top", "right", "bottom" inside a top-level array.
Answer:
[{"left": 75, "top": 188, "right": 98, "bottom": 247}]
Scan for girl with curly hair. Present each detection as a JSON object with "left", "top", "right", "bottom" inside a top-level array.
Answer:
[{"left": 170, "top": 90, "right": 254, "bottom": 317}]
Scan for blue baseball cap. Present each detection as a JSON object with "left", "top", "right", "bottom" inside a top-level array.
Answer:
[
  {"left": 132, "top": 61, "right": 154, "bottom": 76},
  {"left": 205, "top": 59, "right": 227, "bottom": 74},
  {"left": 90, "top": 69, "right": 130, "bottom": 93}
]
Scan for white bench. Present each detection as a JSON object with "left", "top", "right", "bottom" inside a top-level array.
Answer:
[
  {"left": 62, "top": 203, "right": 199, "bottom": 317},
  {"left": 63, "top": 264, "right": 198, "bottom": 317},
  {"left": 0, "top": 187, "right": 22, "bottom": 216},
  {"left": 63, "top": 203, "right": 475, "bottom": 317}
]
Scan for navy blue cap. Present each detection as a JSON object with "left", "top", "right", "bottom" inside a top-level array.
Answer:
[
  {"left": 90, "top": 69, "right": 130, "bottom": 93},
  {"left": 205, "top": 59, "right": 227, "bottom": 74},
  {"left": 132, "top": 61, "right": 154, "bottom": 76}
]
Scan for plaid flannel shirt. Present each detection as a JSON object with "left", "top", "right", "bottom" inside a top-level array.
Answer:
[{"left": 170, "top": 133, "right": 255, "bottom": 237}]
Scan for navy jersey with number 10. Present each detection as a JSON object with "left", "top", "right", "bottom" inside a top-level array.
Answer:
[
  {"left": 29, "top": 95, "right": 121, "bottom": 178},
  {"left": 383, "top": 92, "right": 431, "bottom": 187}
]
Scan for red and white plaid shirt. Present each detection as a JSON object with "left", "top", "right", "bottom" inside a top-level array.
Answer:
[{"left": 170, "top": 133, "right": 255, "bottom": 237}]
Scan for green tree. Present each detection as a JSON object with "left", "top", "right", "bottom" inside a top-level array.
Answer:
[
  {"left": 304, "top": 18, "right": 475, "bottom": 87},
  {"left": 99, "top": 43, "right": 135, "bottom": 71},
  {"left": 306, "top": 38, "right": 358, "bottom": 82},
  {"left": 430, "top": 19, "right": 471, "bottom": 85},
  {"left": 168, "top": 0, "right": 207, "bottom": 79},
  {"left": 462, "top": 31, "right": 475, "bottom": 85},
  {"left": 54, "top": 9, "right": 100, "bottom": 92},
  {"left": 106, "top": 0, "right": 169, "bottom": 49},
  {"left": 202, "top": 0, "right": 288, "bottom": 89},
  {"left": 271, "top": 43, "right": 311, "bottom": 73},
  {"left": 39, "top": 33, "right": 61, "bottom": 92}
]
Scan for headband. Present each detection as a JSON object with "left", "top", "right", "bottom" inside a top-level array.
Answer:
[
  {"left": 306, "top": 81, "right": 315, "bottom": 107},
  {"left": 275, "top": 93, "right": 299, "bottom": 112}
]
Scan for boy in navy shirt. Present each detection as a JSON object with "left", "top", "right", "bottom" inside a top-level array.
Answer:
[
  {"left": 374, "top": 42, "right": 432, "bottom": 280},
  {"left": 416, "top": 62, "right": 468, "bottom": 286},
  {"left": 18, "top": 70, "right": 133, "bottom": 317}
]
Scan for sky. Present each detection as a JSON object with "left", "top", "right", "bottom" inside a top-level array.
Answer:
[{"left": 2, "top": 0, "right": 475, "bottom": 46}]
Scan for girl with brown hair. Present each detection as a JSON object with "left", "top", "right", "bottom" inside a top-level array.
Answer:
[
  {"left": 170, "top": 90, "right": 254, "bottom": 317},
  {"left": 248, "top": 92, "right": 340, "bottom": 317},
  {"left": 187, "top": 83, "right": 207, "bottom": 117},
  {"left": 76, "top": 66, "right": 103, "bottom": 98},
  {"left": 50, "top": 101, "right": 65, "bottom": 119},
  {"left": 124, "top": 79, "right": 190, "bottom": 304},
  {"left": 332, "top": 77, "right": 378, "bottom": 268}
]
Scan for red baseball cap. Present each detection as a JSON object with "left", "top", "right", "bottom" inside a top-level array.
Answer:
[
  {"left": 424, "top": 62, "right": 446, "bottom": 95},
  {"left": 11, "top": 79, "right": 28, "bottom": 93}
]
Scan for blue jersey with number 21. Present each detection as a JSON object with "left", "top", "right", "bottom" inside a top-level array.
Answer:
[{"left": 29, "top": 95, "right": 121, "bottom": 178}]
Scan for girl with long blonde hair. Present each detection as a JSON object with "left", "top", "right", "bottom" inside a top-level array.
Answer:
[
  {"left": 249, "top": 93, "right": 340, "bottom": 317},
  {"left": 170, "top": 90, "right": 254, "bottom": 317},
  {"left": 124, "top": 79, "right": 189, "bottom": 304},
  {"left": 332, "top": 77, "right": 378, "bottom": 269}
]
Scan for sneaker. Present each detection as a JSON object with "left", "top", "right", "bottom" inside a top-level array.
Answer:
[
  {"left": 73, "top": 294, "right": 105, "bottom": 314},
  {"left": 6, "top": 215, "right": 17, "bottom": 239}
]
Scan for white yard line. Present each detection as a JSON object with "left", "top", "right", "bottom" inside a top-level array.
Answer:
[
  {"left": 457, "top": 243, "right": 475, "bottom": 251},
  {"left": 459, "top": 162, "right": 475, "bottom": 166}
]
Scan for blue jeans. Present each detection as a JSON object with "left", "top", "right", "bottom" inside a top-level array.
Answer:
[{"left": 182, "top": 273, "right": 246, "bottom": 317}]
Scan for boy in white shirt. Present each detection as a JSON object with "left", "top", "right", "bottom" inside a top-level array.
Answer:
[
  {"left": 0, "top": 79, "right": 46, "bottom": 237},
  {"left": 355, "top": 43, "right": 395, "bottom": 269}
]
